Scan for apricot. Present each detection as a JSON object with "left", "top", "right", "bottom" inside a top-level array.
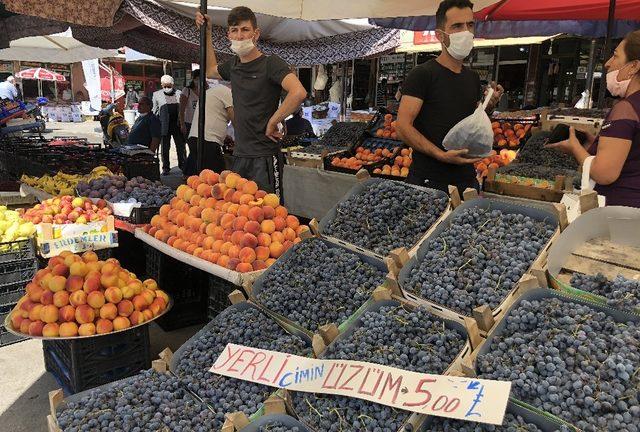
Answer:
[
  {"left": 104, "top": 287, "right": 123, "bottom": 303},
  {"left": 28, "top": 304, "right": 43, "bottom": 321},
  {"left": 241, "top": 233, "right": 258, "bottom": 249},
  {"left": 233, "top": 216, "right": 249, "bottom": 231},
  {"left": 129, "top": 310, "right": 146, "bottom": 326},
  {"left": 274, "top": 206, "right": 288, "bottom": 219},
  {"left": 256, "top": 246, "right": 270, "bottom": 261},
  {"left": 271, "top": 231, "right": 285, "bottom": 244},
  {"left": 82, "top": 250, "right": 99, "bottom": 263},
  {"left": 113, "top": 316, "right": 131, "bottom": 331},
  {"left": 42, "top": 322, "right": 60, "bottom": 337},
  {"left": 100, "top": 302, "right": 118, "bottom": 320},
  {"left": 59, "top": 305, "right": 76, "bottom": 322},
  {"left": 286, "top": 215, "right": 300, "bottom": 230},
  {"left": 257, "top": 232, "right": 272, "bottom": 247},
  {"left": 263, "top": 206, "right": 275, "bottom": 219},
  {"left": 75, "top": 304, "right": 95, "bottom": 324},
  {"left": 96, "top": 318, "right": 114, "bottom": 334},
  {"left": 83, "top": 276, "right": 101, "bottom": 294},
  {"left": 236, "top": 262, "right": 254, "bottom": 273},
  {"left": 87, "top": 291, "right": 106, "bottom": 309},
  {"left": 49, "top": 275, "right": 67, "bottom": 292},
  {"left": 228, "top": 245, "right": 241, "bottom": 259},
  {"left": 283, "top": 227, "right": 297, "bottom": 242},
  {"left": 260, "top": 220, "right": 276, "bottom": 235},
  {"left": 239, "top": 247, "right": 257, "bottom": 264},
  {"left": 69, "top": 261, "right": 88, "bottom": 277},
  {"left": 19, "top": 318, "right": 32, "bottom": 334},
  {"left": 40, "top": 305, "right": 59, "bottom": 324},
  {"left": 253, "top": 260, "right": 268, "bottom": 271},
  {"left": 117, "top": 300, "right": 134, "bottom": 317},
  {"left": 78, "top": 323, "right": 96, "bottom": 336},
  {"left": 28, "top": 320, "right": 45, "bottom": 336},
  {"left": 273, "top": 217, "right": 287, "bottom": 232},
  {"left": 248, "top": 207, "right": 264, "bottom": 223},
  {"left": 100, "top": 272, "right": 118, "bottom": 289},
  {"left": 269, "top": 242, "right": 284, "bottom": 258},
  {"left": 263, "top": 193, "right": 280, "bottom": 208}
]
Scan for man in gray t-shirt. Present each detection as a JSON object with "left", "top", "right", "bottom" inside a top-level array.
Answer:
[{"left": 196, "top": 6, "right": 306, "bottom": 196}]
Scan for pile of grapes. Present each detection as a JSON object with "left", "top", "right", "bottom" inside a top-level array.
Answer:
[
  {"left": 255, "top": 239, "right": 386, "bottom": 331},
  {"left": 292, "top": 304, "right": 466, "bottom": 432},
  {"left": 497, "top": 163, "right": 580, "bottom": 189},
  {"left": 570, "top": 272, "right": 640, "bottom": 312},
  {"left": 302, "top": 122, "right": 368, "bottom": 155},
  {"left": 516, "top": 132, "right": 579, "bottom": 170},
  {"left": 255, "top": 420, "right": 305, "bottom": 432},
  {"left": 428, "top": 412, "right": 572, "bottom": 431},
  {"left": 56, "top": 370, "right": 217, "bottom": 432},
  {"left": 174, "top": 306, "right": 311, "bottom": 427},
  {"left": 477, "top": 296, "right": 640, "bottom": 431},
  {"left": 323, "top": 180, "right": 449, "bottom": 255},
  {"left": 404, "top": 206, "right": 556, "bottom": 316}
]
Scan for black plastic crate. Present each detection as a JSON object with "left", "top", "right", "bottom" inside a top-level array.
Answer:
[
  {"left": 0, "top": 259, "right": 37, "bottom": 286},
  {"left": 115, "top": 206, "right": 160, "bottom": 225},
  {"left": 112, "top": 230, "right": 147, "bottom": 280},
  {"left": 0, "top": 284, "right": 27, "bottom": 347},
  {"left": 123, "top": 159, "right": 160, "bottom": 181},
  {"left": 145, "top": 246, "right": 208, "bottom": 331},
  {"left": 207, "top": 275, "right": 236, "bottom": 320},
  {"left": 42, "top": 325, "right": 150, "bottom": 395}
]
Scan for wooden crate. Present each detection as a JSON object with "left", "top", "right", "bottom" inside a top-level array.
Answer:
[{"left": 483, "top": 167, "right": 570, "bottom": 203}]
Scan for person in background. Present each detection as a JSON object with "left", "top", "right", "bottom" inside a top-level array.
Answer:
[
  {"left": 0, "top": 76, "right": 18, "bottom": 101},
  {"left": 15, "top": 83, "right": 22, "bottom": 101},
  {"left": 180, "top": 69, "right": 203, "bottom": 138},
  {"left": 285, "top": 106, "right": 315, "bottom": 137},
  {"left": 546, "top": 30, "right": 640, "bottom": 208},
  {"left": 184, "top": 83, "right": 234, "bottom": 176},
  {"left": 396, "top": 0, "right": 503, "bottom": 194},
  {"left": 125, "top": 85, "right": 139, "bottom": 109},
  {"left": 153, "top": 75, "right": 186, "bottom": 175},
  {"left": 128, "top": 96, "right": 161, "bottom": 151},
  {"left": 196, "top": 6, "right": 307, "bottom": 195}
]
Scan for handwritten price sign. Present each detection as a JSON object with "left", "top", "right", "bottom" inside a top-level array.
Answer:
[{"left": 211, "top": 344, "right": 511, "bottom": 425}]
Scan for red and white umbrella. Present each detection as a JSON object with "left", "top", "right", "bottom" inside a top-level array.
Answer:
[{"left": 15, "top": 67, "right": 66, "bottom": 82}]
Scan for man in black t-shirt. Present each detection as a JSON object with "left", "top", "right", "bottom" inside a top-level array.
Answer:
[
  {"left": 196, "top": 6, "right": 306, "bottom": 196},
  {"left": 396, "top": 0, "right": 503, "bottom": 194}
]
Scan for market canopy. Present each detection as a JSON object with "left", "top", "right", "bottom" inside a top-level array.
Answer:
[
  {"left": 2, "top": 0, "right": 502, "bottom": 25},
  {"left": 0, "top": 33, "right": 118, "bottom": 63}
]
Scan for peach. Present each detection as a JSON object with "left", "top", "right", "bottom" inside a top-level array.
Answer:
[
  {"left": 86, "top": 262, "right": 102, "bottom": 273},
  {"left": 132, "top": 295, "right": 147, "bottom": 311},
  {"left": 70, "top": 290, "right": 87, "bottom": 306},
  {"left": 100, "top": 303, "right": 118, "bottom": 320},
  {"left": 100, "top": 272, "right": 118, "bottom": 289},
  {"left": 49, "top": 275, "right": 67, "bottom": 293},
  {"left": 286, "top": 215, "right": 300, "bottom": 230},
  {"left": 241, "top": 180, "right": 258, "bottom": 195},
  {"left": 239, "top": 194, "right": 254, "bottom": 205},
  {"left": 78, "top": 323, "right": 96, "bottom": 336},
  {"left": 61, "top": 275, "right": 82, "bottom": 293},
  {"left": 239, "top": 233, "right": 256, "bottom": 249},
  {"left": 82, "top": 250, "right": 99, "bottom": 263},
  {"left": 275, "top": 206, "right": 289, "bottom": 219},
  {"left": 104, "top": 287, "right": 123, "bottom": 303},
  {"left": 197, "top": 183, "right": 212, "bottom": 198},
  {"left": 237, "top": 204, "right": 250, "bottom": 217},
  {"left": 40, "top": 305, "right": 59, "bottom": 324},
  {"left": 248, "top": 207, "right": 264, "bottom": 223},
  {"left": 155, "top": 290, "right": 169, "bottom": 305},
  {"left": 255, "top": 190, "right": 267, "bottom": 199},
  {"left": 141, "top": 289, "right": 156, "bottom": 305},
  {"left": 273, "top": 217, "right": 287, "bottom": 232},
  {"left": 128, "top": 280, "right": 144, "bottom": 295},
  {"left": 223, "top": 187, "right": 236, "bottom": 202},
  {"left": 149, "top": 299, "right": 164, "bottom": 316},
  {"left": 39, "top": 273, "right": 53, "bottom": 290},
  {"left": 96, "top": 318, "right": 114, "bottom": 334},
  {"left": 255, "top": 246, "right": 270, "bottom": 261},
  {"left": 142, "top": 309, "right": 154, "bottom": 321},
  {"left": 121, "top": 285, "right": 136, "bottom": 299},
  {"left": 59, "top": 305, "right": 76, "bottom": 322},
  {"left": 212, "top": 183, "right": 227, "bottom": 199},
  {"left": 233, "top": 216, "right": 249, "bottom": 231},
  {"left": 269, "top": 242, "right": 284, "bottom": 259},
  {"left": 263, "top": 193, "right": 280, "bottom": 208},
  {"left": 271, "top": 231, "right": 285, "bottom": 244},
  {"left": 217, "top": 255, "right": 230, "bottom": 268},
  {"left": 228, "top": 245, "right": 241, "bottom": 259},
  {"left": 117, "top": 300, "right": 134, "bottom": 317},
  {"left": 102, "top": 262, "right": 119, "bottom": 274},
  {"left": 29, "top": 304, "right": 43, "bottom": 321},
  {"left": 28, "top": 320, "right": 45, "bottom": 336},
  {"left": 42, "top": 322, "right": 59, "bottom": 337},
  {"left": 225, "top": 173, "right": 240, "bottom": 188},
  {"left": 69, "top": 261, "right": 88, "bottom": 277},
  {"left": 10, "top": 312, "right": 23, "bottom": 331},
  {"left": 223, "top": 229, "right": 234, "bottom": 241},
  {"left": 19, "top": 318, "right": 31, "bottom": 334},
  {"left": 220, "top": 214, "right": 236, "bottom": 230},
  {"left": 243, "top": 220, "right": 261, "bottom": 236},
  {"left": 40, "top": 289, "right": 54, "bottom": 306},
  {"left": 83, "top": 276, "right": 101, "bottom": 294},
  {"left": 19, "top": 298, "right": 34, "bottom": 313},
  {"left": 227, "top": 257, "right": 240, "bottom": 270},
  {"left": 47, "top": 256, "right": 65, "bottom": 269},
  {"left": 63, "top": 254, "right": 80, "bottom": 267},
  {"left": 220, "top": 242, "right": 233, "bottom": 255},
  {"left": 87, "top": 291, "right": 106, "bottom": 309},
  {"left": 142, "top": 279, "right": 158, "bottom": 291},
  {"left": 283, "top": 240, "right": 294, "bottom": 253},
  {"left": 59, "top": 322, "right": 79, "bottom": 337},
  {"left": 257, "top": 232, "right": 272, "bottom": 247},
  {"left": 113, "top": 316, "right": 131, "bottom": 331},
  {"left": 129, "top": 310, "right": 146, "bottom": 326},
  {"left": 231, "top": 230, "right": 245, "bottom": 245},
  {"left": 75, "top": 304, "right": 95, "bottom": 324},
  {"left": 28, "top": 286, "right": 44, "bottom": 303},
  {"left": 239, "top": 247, "right": 257, "bottom": 264},
  {"left": 51, "top": 263, "right": 69, "bottom": 277},
  {"left": 53, "top": 291, "right": 70, "bottom": 308},
  {"left": 253, "top": 260, "right": 268, "bottom": 271},
  {"left": 283, "top": 227, "right": 297, "bottom": 242},
  {"left": 263, "top": 206, "right": 276, "bottom": 219},
  {"left": 260, "top": 220, "right": 276, "bottom": 235},
  {"left": 236, "top": 262, "right": 254, "bottom": 273}
]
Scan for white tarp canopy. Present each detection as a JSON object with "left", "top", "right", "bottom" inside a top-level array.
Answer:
[
  {"left": 0, "top": 30, "right": 117, "bottom": 63},
  {"left": 167, "top": 0, "right": 500, "bottom": 21}
]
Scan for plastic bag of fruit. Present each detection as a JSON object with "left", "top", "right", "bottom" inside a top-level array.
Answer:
[{"left": 442, "top": 88, "right": 494, "bottom": 158}]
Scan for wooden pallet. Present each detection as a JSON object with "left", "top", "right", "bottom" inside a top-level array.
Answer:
[{"left": 554, "top": 238, "right": 640, "bottom": 284}]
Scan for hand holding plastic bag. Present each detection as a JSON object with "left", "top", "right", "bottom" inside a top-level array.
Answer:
[{"left": 442, "top": 88, "right": 494, "bottom": 158}]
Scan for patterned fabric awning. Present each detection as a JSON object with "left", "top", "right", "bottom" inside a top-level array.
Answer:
[
  {"left": 3, "top": 0, "right": 122, "bottom": 27},
  {"left": 71, "top": 0, "right": 400, "bottom": 66}
]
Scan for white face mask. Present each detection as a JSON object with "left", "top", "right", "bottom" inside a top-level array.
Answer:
[
  {"left": 230, "top": 38, "right": 255, "bottom": 57},
  {"left": 163, "top": 87, "right": 173, "bottom": 94},
  {"left": 442, "top": 30, "right": 474, "bottom": 61}
]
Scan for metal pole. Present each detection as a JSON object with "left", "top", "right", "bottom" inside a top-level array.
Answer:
[
  {"left": 598, "top": 0, "right": 616, "bottom": 108},
  {"left": 585, "top": 39, "right": 597, "bottom": 108},
  {"left": 197, "top": 0, "right": 207, "bottom": 172}
]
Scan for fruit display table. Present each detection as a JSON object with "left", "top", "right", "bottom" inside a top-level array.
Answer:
[{"left": 282, "top": 165, "right": 358, "bottom": 220}]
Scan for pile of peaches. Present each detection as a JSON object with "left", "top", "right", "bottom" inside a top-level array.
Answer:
[
  {"left": 474, "top": 149, "right": 517, "bottom": 179},
  {"left": 143, "top": 170, "right": 308, "bottom": 273},
  {"left": 374, "top": 114, "right": 398, "bottom": 140},
  {"left": 492, "top": 121, "right": 532, "bottom": 148},
  {"left": 7, "top": 251, "right": 169, "bottom": 338}
]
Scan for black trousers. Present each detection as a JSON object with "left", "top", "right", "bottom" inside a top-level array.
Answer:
[
  {"left": 184, "top": 136, "right": 226, "bottom": 176},
  {"left": 231, "top": 153, "right": 284, "bottom": 197},
  {"left": 161, "top": 123, "right": 186, "bottom": 172}
]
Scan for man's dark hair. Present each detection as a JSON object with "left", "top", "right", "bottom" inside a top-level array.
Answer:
[
  {"left": 228, "top": 6, "right": 258, "bottom": 29},
  {"left": 436, "top": 0, "right": 474, "bottom": 29}
]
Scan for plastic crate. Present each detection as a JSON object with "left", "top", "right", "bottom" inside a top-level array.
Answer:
[
  {"left": 0, "top": 283, "right": 27, "bottom": 347},
  {"left": 207, "top": 275, "right": 236, "bottom": 320},
  {"left": 115, "top": 206, "right": 160, "bottom": 225},
  {"left": 112, "top": 230, "right": 147, "bottom": 280},
  {"left": 0, "top": 237, "right": 37, "bottom": 265},
  {"left": 0, "top": 259, "right": 37, "bottom": 286},
  {"left": 42, "top": 325, "right": 151, "bottom": 395},
  {"left": 145, "top": 246, "right": 208, "bottom": 331},
  {"left": 123, "top": 159, "right": 160, "bottom": 181}
]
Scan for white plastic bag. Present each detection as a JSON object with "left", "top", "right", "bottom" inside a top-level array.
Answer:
[
  {"left": 314, "top": 65, "right": 328, "bottom": 91},
  {"left": 581, "top": 155, "right": 596, "bottom": 190},
  {"left": 442, "top": 88, "right": 494, "bottom": 158},
  {"left": 574, "top": 90, "right": 592, "bottom": 109}
]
